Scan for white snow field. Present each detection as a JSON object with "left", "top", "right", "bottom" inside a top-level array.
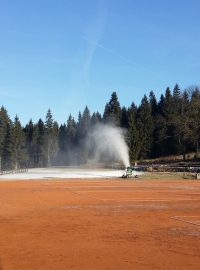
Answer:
[{"left": 0, "top": 167, "right": 143, "bottom": 180}]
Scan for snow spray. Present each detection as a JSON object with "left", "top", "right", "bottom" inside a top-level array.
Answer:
[{"left": 88, "top": 124, "right": 130, "bottom": 167}]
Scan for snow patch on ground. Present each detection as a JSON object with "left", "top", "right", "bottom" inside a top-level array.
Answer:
[{"left": 0, "top": 167, "right": 143, "bottom": 180}]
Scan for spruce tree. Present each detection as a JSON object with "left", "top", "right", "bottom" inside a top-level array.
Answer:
[
  {"left": 149, "top": 91, "right": 158, "bottom": 116},
  {"left": 66, "top": 115, "right": 77, "bottom": 144},
  {"left": 157, "top": 94, "right": 165, "bottom": 116},
  {"left": 149, "top": 91, "right": 158, "bottom": 157},
  {"left": 58, "top": 124, "right": 67, "bottom": 150},
  {"left": 120, "top": 106, "right": 128, "bottom": 128},
  {"left": 65, "top": 115, "right": 77, "bottom": 164},
  {"left": 0, "top": 107, "right": 16, "bottom": 169},
  {"left": 103, "top": 92, "right": 121, "bottom": 126},
  {"left": 179, "top": 90, "right": 190, "bottom": 159},
  {"left": 2, "top": 123, "right": 14, "bottom": 169},
  {"left": 79, "top": 106, "right": 91, "bottom": 163},
  {"left": 34, "top": 119, "right": 46, "bottom": 167},
  {"left": 127, "top": 103, "right": 140, "bottom": 160},
  {"left": 173, "top": 83, "right": 181, "bottom": 103},
  {"left": 153, "top": 94, "right": 167, "bottom": 157},
  {"left": 163, "top": 87, "right": 177, "bottom": 155},
  {"left": 12, "top": 115, "right": 27, "bottom": 169},
  {"left": 0, "top": 107, "right": 11, "bottom": 169},
  {"left": 45, "top": 109, "right": 58, "bottom": 166},
  {"left": 91, "top": 112, "right": 102, "bottom": 127},
  {"left": 80, "top": 106, "right": 91, "bottom": 137},
  {"left": 24, "top": 119, "right": 35, "bottom": 167},
  {"left": 51, "top": 121, "right": 59, "bottom": 164},
  {"left": 137, "top": 95, "right": 153, "bottom": 159},
  {"left": 186, "top": 87, "right": 200, "bottom": 156},
  {"left": 172, "top": 84, "right": 183, "bottom": 154},
  {"left": 57, "top": 124, "right": 68, "bottom": 165}
]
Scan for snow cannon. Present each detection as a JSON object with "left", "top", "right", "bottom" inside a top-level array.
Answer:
[{"left": 122, "top": 166, "right": 133, "bottom": 178}]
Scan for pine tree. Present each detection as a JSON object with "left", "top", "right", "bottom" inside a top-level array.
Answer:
[
  {"left": 12, "top": 115, "right": 27, "bottom": 169},
  {"left": 34, "top": 119, "right": 46, "bottom": 167},
  {"left": 24, "top": 119, "right": 34, "bottom": 167},
  {"left": 137, "top": 95, "right": 153, "bottom": 159},
  {"left": 64, "top": 115, "right": 77, "bottom": 165},
  {"left": 153, "top": 115, "right": 167, "bottom": 157},
  {"left": 157, "top": 94, "right": 165, "bottom": 116},
  {"left": 149, "top": 91, "right": 158, "bottom": 116},
  {"left": 173, "top": 83, "right": 181, "bottom": 103},
  {"left": 80, "top": 106, "right": 91, "bottom": 137},
  {"left": 155, "top": 86, "right": 186, "bottom": 157},
  {"left": 2, "top": 122, "right": 14, "bottom": 169},
  {"left": 51, "top": 121, "right": 59, "bottom": 164},
  {"left": 58, "top": 124, "right": 67, "bottom": 150},
  {"left": 66, "top": 115, "right": 77, "bottom": 153},
  {"left": 120, "top": 106, "right": 128, "bottom": 128},
  {"left": 179, "top": 90, "right": 190, "bottom": 159},
  {"left": 91, "top": 112, "right": 102, "bottom": 127},
  {"left": 103, "top": 92, "right": 121, "bottom": 126},
  {"left": 163, "top": 87, "right": 177, "bottom": 155},
  {"left": 153, "top": 94, "right": 167, "bottom": 157},
  {"left": 0, "top": 107, "right": 16, "bottom": 169},
  {"left": 163, "top": 87, "right": 174, "bottom": 118},
  {"left": 0, "top": 107, "right": 11, "bottom": 169},
  {"left": 172, "top": 84, "right": 184, "bottom": 154},
  {"left": 127, "top": 103, "right": 140, "bottom": 160},
  {"left": 45, "top": 109, "right": 58, "bottom": 166},
  {"left": 149, "top": 91, "right": 158, "bottom": 157},
  {"left": 186, "top": 87, "right": 200, "bottom": 156},
  {"left": 79, "top": 106, "right": 91, "bottom": 163},
  {"left": 57, "top": 124, "right": 68, "bottom": 165}
]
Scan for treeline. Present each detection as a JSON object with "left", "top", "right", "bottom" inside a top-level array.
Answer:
[{"left": 0, "top": 84, "right": 200, "bottom": 169}]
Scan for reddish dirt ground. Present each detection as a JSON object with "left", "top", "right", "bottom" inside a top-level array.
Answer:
[{"left": 0, "top": 178, "right": 200, "bottom": 270}]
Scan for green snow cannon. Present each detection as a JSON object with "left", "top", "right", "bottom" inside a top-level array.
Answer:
[{"left": 122, "top": 166, "right": 133, "bottom": 178}]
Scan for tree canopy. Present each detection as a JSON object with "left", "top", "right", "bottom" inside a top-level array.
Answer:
[{"left": 1, "top": 86, "right": 200, "bottom": 169}]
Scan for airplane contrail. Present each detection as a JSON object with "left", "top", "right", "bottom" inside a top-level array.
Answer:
[{"left": 81, "top": 35, "right": 137, "bottom": 68}]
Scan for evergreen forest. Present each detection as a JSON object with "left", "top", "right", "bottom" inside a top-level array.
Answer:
[{"left": 0, "top": 84, "right": 200, "bottom": 170}]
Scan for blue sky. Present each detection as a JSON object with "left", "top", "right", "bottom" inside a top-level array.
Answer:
[{"left": 0, "top": 0, "right": 200, "bottom": 125}]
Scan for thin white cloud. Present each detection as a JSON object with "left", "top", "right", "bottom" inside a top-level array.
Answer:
[
  {"left": 81, "top": 0, "right": 108, "bottom": 88},
  {"left": 81, "top": 35, "right": 137, "bottom": 68}
]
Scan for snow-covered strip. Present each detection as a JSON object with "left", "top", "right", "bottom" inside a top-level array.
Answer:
[{"left": 0, "top": 167, "right": 143, "bottom": 180}]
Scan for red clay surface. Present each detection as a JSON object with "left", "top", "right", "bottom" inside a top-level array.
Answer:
[{"left": 0, "top": 178, "right": 200, "bottom": 270}]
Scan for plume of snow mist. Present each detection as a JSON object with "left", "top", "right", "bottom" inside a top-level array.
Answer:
[{"left": 88, "top": 124, "right": 130, "bottom": 167}]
